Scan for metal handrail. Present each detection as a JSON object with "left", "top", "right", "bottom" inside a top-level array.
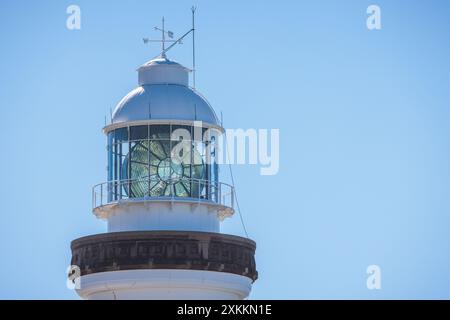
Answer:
[{"left": 92, "top": 176, "right": 234, "bottom": 210}]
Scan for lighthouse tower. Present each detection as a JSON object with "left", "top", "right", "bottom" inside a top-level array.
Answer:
[{"left": 70, "top": 18, "right": 257, "bottom": 300}]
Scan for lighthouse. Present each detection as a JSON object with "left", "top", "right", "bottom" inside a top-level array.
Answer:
[{"left": 69, "top": 14, "right": 257, "bottom": 300}]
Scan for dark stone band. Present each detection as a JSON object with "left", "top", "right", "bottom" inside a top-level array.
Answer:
[{"left": 71, "top": 231, "right": 258, "bottom": 281}]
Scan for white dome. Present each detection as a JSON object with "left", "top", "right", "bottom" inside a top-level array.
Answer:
[{"left": 111, "top": 57, "right": 219, "bottom": 126}]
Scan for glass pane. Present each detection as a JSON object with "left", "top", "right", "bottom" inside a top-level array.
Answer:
[
  {"left": 103, "top": 124, "right": 223, "bottom": 202},
  {"left": 171, "top": 139, "right": 191, "bottom": 167},
  {"left": 107, "top": 133, "right": 114, "bottom": 183},
  {"left": 202, "top": 127, "right": 218, "bottom": 143},
  {"left": 108, "top": 131, "right": 114, "bottom": 147},
  {"left": 114, "top": 127, "right": 129, "bottom": 142},
  {"left": 164, "top": 184, "right": 173, "bottom": 196},
  {"left": 113, "top": 143, "right": 122, "bottom": 182},
  {"left": 120, "top": 141, "right": 150, "bottom": 198},
  {"left": 130, "top": 125, "right": 149, "bottom": 141},
  {"left": 150, "top": 180, "right": 166, "bottom": 197},
  {"left": 175, "top": 181, "right": 189, "bottom": 197},
  {"left": 150, "top": 125, "right": 170, "bottom": 140},
  {"left": 171, "top": 125, "right": 192, "bottom": 141},
  {"left": 149, "top": 140, "right": 168, "bottom": 160},
  {"left": 191, "top": 124, "right": 203, "bottom": 142}
]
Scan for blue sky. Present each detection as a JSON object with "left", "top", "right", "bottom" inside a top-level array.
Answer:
[{"left": 1, "top": 0, "right": 450, "bottom": 299}]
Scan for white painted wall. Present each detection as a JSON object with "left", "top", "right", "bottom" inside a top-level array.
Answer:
[
  {"left": 105, "top": 201, "right": 221, "bottom": 233},
  {"left": 77, "top": 270, "right": 253, "bottom": 300}
]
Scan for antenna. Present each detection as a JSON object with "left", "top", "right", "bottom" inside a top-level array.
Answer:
[{"left": 191, "top": 6, "right": 197, "bottom": 89}]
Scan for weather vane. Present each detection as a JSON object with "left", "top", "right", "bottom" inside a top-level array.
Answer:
[
  {"left": 143, "top": 17, "right": 182, "bottom": 57},
  {"left": 142, "top": 7, "right": 198, "bottom": 88}
]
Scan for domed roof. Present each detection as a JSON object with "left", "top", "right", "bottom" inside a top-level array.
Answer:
[{"left": 111, "top": 57, "right": 219, "bottom": 126}]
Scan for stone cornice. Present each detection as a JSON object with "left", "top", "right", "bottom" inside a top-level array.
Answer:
[{"left": 71, "top": 231, "right": 258, "bottom": 282}]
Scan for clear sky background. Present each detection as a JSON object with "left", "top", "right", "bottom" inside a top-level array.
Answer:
[{"left": 1, "top": 0, "right": 450, "bottom": 299}]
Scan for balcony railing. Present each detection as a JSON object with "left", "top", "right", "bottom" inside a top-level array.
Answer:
[{"left": 92, "top": 177, "right": 234, "bottom": 210}]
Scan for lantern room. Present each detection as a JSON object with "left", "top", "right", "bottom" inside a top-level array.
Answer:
[{"left": 91, "top": 56, "right": 234, "bottom": 232}]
